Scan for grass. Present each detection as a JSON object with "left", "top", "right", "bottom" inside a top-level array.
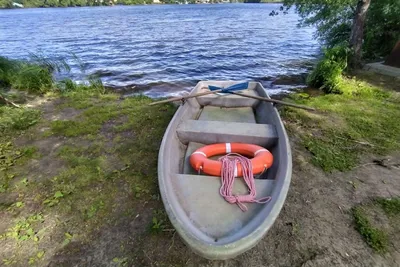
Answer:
[
  {"left": 376, "top": 198, "right": 400, "bottom": 216},
  {"left": 0, "top": 56, "right": 54, "bottom": 93},
  {"left": 283, "top": 76, "right": 400, "bottom": 171},
  {"left": 352, "top": 206, "right": 388, "bottom": 253},
  {"left": 1, "top": 55, "right": 399, "bottom": 264},
  {"left": 1, "top": 71, "right": 176, "bottom": 264},
  {"left": 0, "top": 106, "right": 41, "bottom": 133},
  {"left": 352, "top": 197, "right": 400, "bottom": 253}
]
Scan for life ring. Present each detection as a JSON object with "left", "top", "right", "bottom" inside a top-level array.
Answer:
[{"left": 190, "top": 143, "right": 273, "bottom": 177}]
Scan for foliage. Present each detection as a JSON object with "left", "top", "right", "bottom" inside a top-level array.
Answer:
[
  {"left": 277, "top": 0, "right": 400, "bottom": 61},
  {"left": 11, "top": 64, "right": 54, "bottom": 93},
  {"left": 376, "top": 198, "right": 400, "bottom": 216},
  {"left": 307, "top": 45, "right": 349, "bottom": 93},
  {"left": 0, "top": 57, "right": 18, "bottom": 87},
  {"left": 363, "top": 0, "right": 400, "bottom": 59},
  {"left": 0, "top": 55, "right": 71, "bottom": 93},
  {"left": 0, "top": 106, "right": 41, "bottom": 133},
  {"left": 283, "top": 75, "right": 400, "bottom": 172},
  {"left": 0, "top": 55, "right": 107, "bottom": 95},
  {"left": 352, "top": 206, "right": 388, "bottom": 253},
  {"left": 2, "top": 213, "right": 44, "bottom": 242}
]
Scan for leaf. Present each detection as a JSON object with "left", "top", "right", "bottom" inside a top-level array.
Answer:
[
  {"left": 26, "top": 228, "right": 34, "bottom": 236},
  {"left": 64, "top": 232, "right": 73, "bottom": 239},
  {"left": 54, "top": 191, "right": 63, "bottom": 198},
  {"left": 62, "top": 238, "right": 71, "bottom": 246},
  {"left": 15, "top": 201, "right": 24, "bottom": 208},
  {"left": 36, "top": 250, "right": 45, "bottom": 259},
  {"left": 19, "top": 235, "right": 29, "bottom": 241},
  {"left": 28, "top": 257, "right": 36, "bottom": 265}
]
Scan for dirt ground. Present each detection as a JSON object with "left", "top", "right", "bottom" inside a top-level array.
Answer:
[
  {"left": 46, "top": 142, "right": 400, "bottom": 267},
  {"left": 1, "top": 97, "right": 400, "bottom": 267}
]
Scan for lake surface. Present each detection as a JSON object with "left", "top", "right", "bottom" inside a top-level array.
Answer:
[{"left": 0, "top": 4, "right": 319, "bottom": 97}]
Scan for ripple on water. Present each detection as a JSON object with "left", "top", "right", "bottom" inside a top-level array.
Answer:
[{"left": 0, "top": 4, "right": 319, "bottom": 97}]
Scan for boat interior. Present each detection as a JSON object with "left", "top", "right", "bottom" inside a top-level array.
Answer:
[{"left": 164, "top": 81, "right": 289, "bottom": 244}]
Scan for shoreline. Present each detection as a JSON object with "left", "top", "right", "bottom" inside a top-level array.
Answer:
[
  {"left": 0, "top": 1, "right": 282, "bottom": 9},
  {"left": 1, "top": 69, "right": 399, "bottom": 265},
  {"left": 1, "top": 55, "right": 399, "bottom": 265}
]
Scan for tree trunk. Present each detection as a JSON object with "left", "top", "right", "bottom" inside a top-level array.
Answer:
[{"left": 349, "top": 0, "right": 371, "bottom": 68}]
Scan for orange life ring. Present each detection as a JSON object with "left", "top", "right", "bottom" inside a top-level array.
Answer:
[{"left": 190, "top": 143, "right": 273, "bottom": 177}]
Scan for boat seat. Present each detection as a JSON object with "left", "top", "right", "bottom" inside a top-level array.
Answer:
[
  {"left": 177, "top": 120, "right": 278, "bottom": 147},
  {"left": 172, "top": 173, "right": 275, "bottom": 240},
  {"left": 196, "top": 89, "right": 260, "bottom": 107},
  {"left": 198, "top": 106, "right": 256, "bottom": 123}
]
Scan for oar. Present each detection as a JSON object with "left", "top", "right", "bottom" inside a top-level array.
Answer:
[
  {"left": 148, "top": 82, "right": 249, "bottom": 106},
  {"left": 208, "top": 85, "right": 315, "bottom": 111},
  {"left": 231, "top": 92, "right": 315, "bottom": 111}
]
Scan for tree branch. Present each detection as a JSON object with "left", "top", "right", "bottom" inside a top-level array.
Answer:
[{"left": 0, "top": 93, "right": 20, "bottom": 108}]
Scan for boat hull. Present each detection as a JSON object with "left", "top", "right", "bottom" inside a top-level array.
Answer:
[{"left": 158, "top": 81, "right": 292, "bottom": 259}]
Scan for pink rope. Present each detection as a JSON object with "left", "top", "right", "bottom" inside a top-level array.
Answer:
[{"left": 219, "top": 153, "right": 271, "bottom": 212}]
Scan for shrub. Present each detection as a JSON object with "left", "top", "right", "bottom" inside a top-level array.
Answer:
[
  {"left": 0, "top": 106, "right": 41, "bottom": 133},
  {"left": 0, "top": 56, "right": 18, "bottom": 87},
  {"left": 11, "top": 64, "right": 54, "bottom": 93},
  {"left": 307, "top": 45, "right": 349, "bottom": 94}
]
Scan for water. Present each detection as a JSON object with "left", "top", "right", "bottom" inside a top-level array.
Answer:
[{"left": 0, "top": 4, "right": 319, "bottom": 97}]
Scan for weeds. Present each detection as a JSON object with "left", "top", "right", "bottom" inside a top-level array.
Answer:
[
  {"left": 62, "top": 232, "right": 73, "bottom": 246},
  {"left": 2, "top": 213, "right": 44, "bottom": 242},
  {"left": 0, "top": 106, "right": 41, "bottom": 133},
  {"left": 352, "top": 206, "right": 388, "bottom": 253},
  {"left": 43, "top": 191, "right": 66, "bottom": 207},
  {"left": 307, "top": 45, "right": 349, "bottom": 93},
  {"left": 150, "top": 209, "right": 169, "bottom": 234},
  {"left": 284, "top": 77, "right": 400, "bottom": 171},
  {"left": 28, "top": 250, "right": 45, "bottom": 265},
  {"left": 376, "top": 198, "right": 400, "bottom": 216}
]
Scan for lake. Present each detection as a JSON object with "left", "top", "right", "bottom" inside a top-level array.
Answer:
[{"left": 0, "top": 4, "right": 319, "bottom": 97}]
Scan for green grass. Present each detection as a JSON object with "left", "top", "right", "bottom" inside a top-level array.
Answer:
[
  {"left": 376, "top": 198, "right": 400, "bottom": 216},
  {"left": 283, "top": 77, "right": 400, "bottom": 172},
  {"left": 0, "top": 56, "right": 55, "bottom": 93},
  {"left": 352, "top": 198, "right": 400, "bottom": 253},
  {"left": 0, "top": 106, "right": 41, "bottom": 133},
  {"left": 352, "top": 205, "right": 388, "bottom": 253}
]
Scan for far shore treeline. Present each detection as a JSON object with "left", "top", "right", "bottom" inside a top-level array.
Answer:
[{"left": 0, "top": 0, "right": 281, "bottom": 8}]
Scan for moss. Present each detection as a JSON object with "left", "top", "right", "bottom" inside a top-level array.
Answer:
[
  {"left": 352, "top": 206, "right": 388, "bottom": 253},
  {"left": 284, "top": 77, "right": 400, "bottom": 171}
]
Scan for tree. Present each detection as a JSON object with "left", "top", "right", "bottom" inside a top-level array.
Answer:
[
  {"left": 363, "top": 0, "right": 400, "bottom": 59},
  {"left": 349, "top": 0, "right": 371, "bottom": 68},
  {"left": 274, "top": 0, "right": 370, "bottom": 67},
  {"left": 274, "top": 0, "right": 400, "bottom": 67}
]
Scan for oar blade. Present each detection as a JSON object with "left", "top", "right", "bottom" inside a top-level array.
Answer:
[{"left": 208, "top": 82, "right": 249, "bottom": 93}]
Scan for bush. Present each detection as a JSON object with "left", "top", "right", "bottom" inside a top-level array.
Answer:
[
  {"left": 0, "top": 56, "right": 54, "bottom": 93},
  {"left": 364, "top": 0, "right": 400, "bottom": 60},
  {"left": 307, "top": 45, "right": 349, "bottom": 94},
  {"left": 0, "top": 57, "right": 18, "bottom": 87},
  {"left": 0, "top": 106, "right": 41, "bottom": 133},
  {"left": 11, "top": 64, "right": 54, "bottom": 93}
]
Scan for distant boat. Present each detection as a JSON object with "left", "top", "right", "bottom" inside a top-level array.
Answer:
[
  {"left": 158, "top": 81, "right": 292, "bottom": 259},
  {"left": 12, "top": 2, "right": 24, "bottom": 7}
]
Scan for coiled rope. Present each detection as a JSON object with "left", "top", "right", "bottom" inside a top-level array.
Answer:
[{"left": 219, "top": 153, "right": 271, "bottom": 212}]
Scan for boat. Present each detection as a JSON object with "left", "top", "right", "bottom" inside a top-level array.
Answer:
[{"left": 158, "top": 81, "right": 292, "bottom": 260}]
